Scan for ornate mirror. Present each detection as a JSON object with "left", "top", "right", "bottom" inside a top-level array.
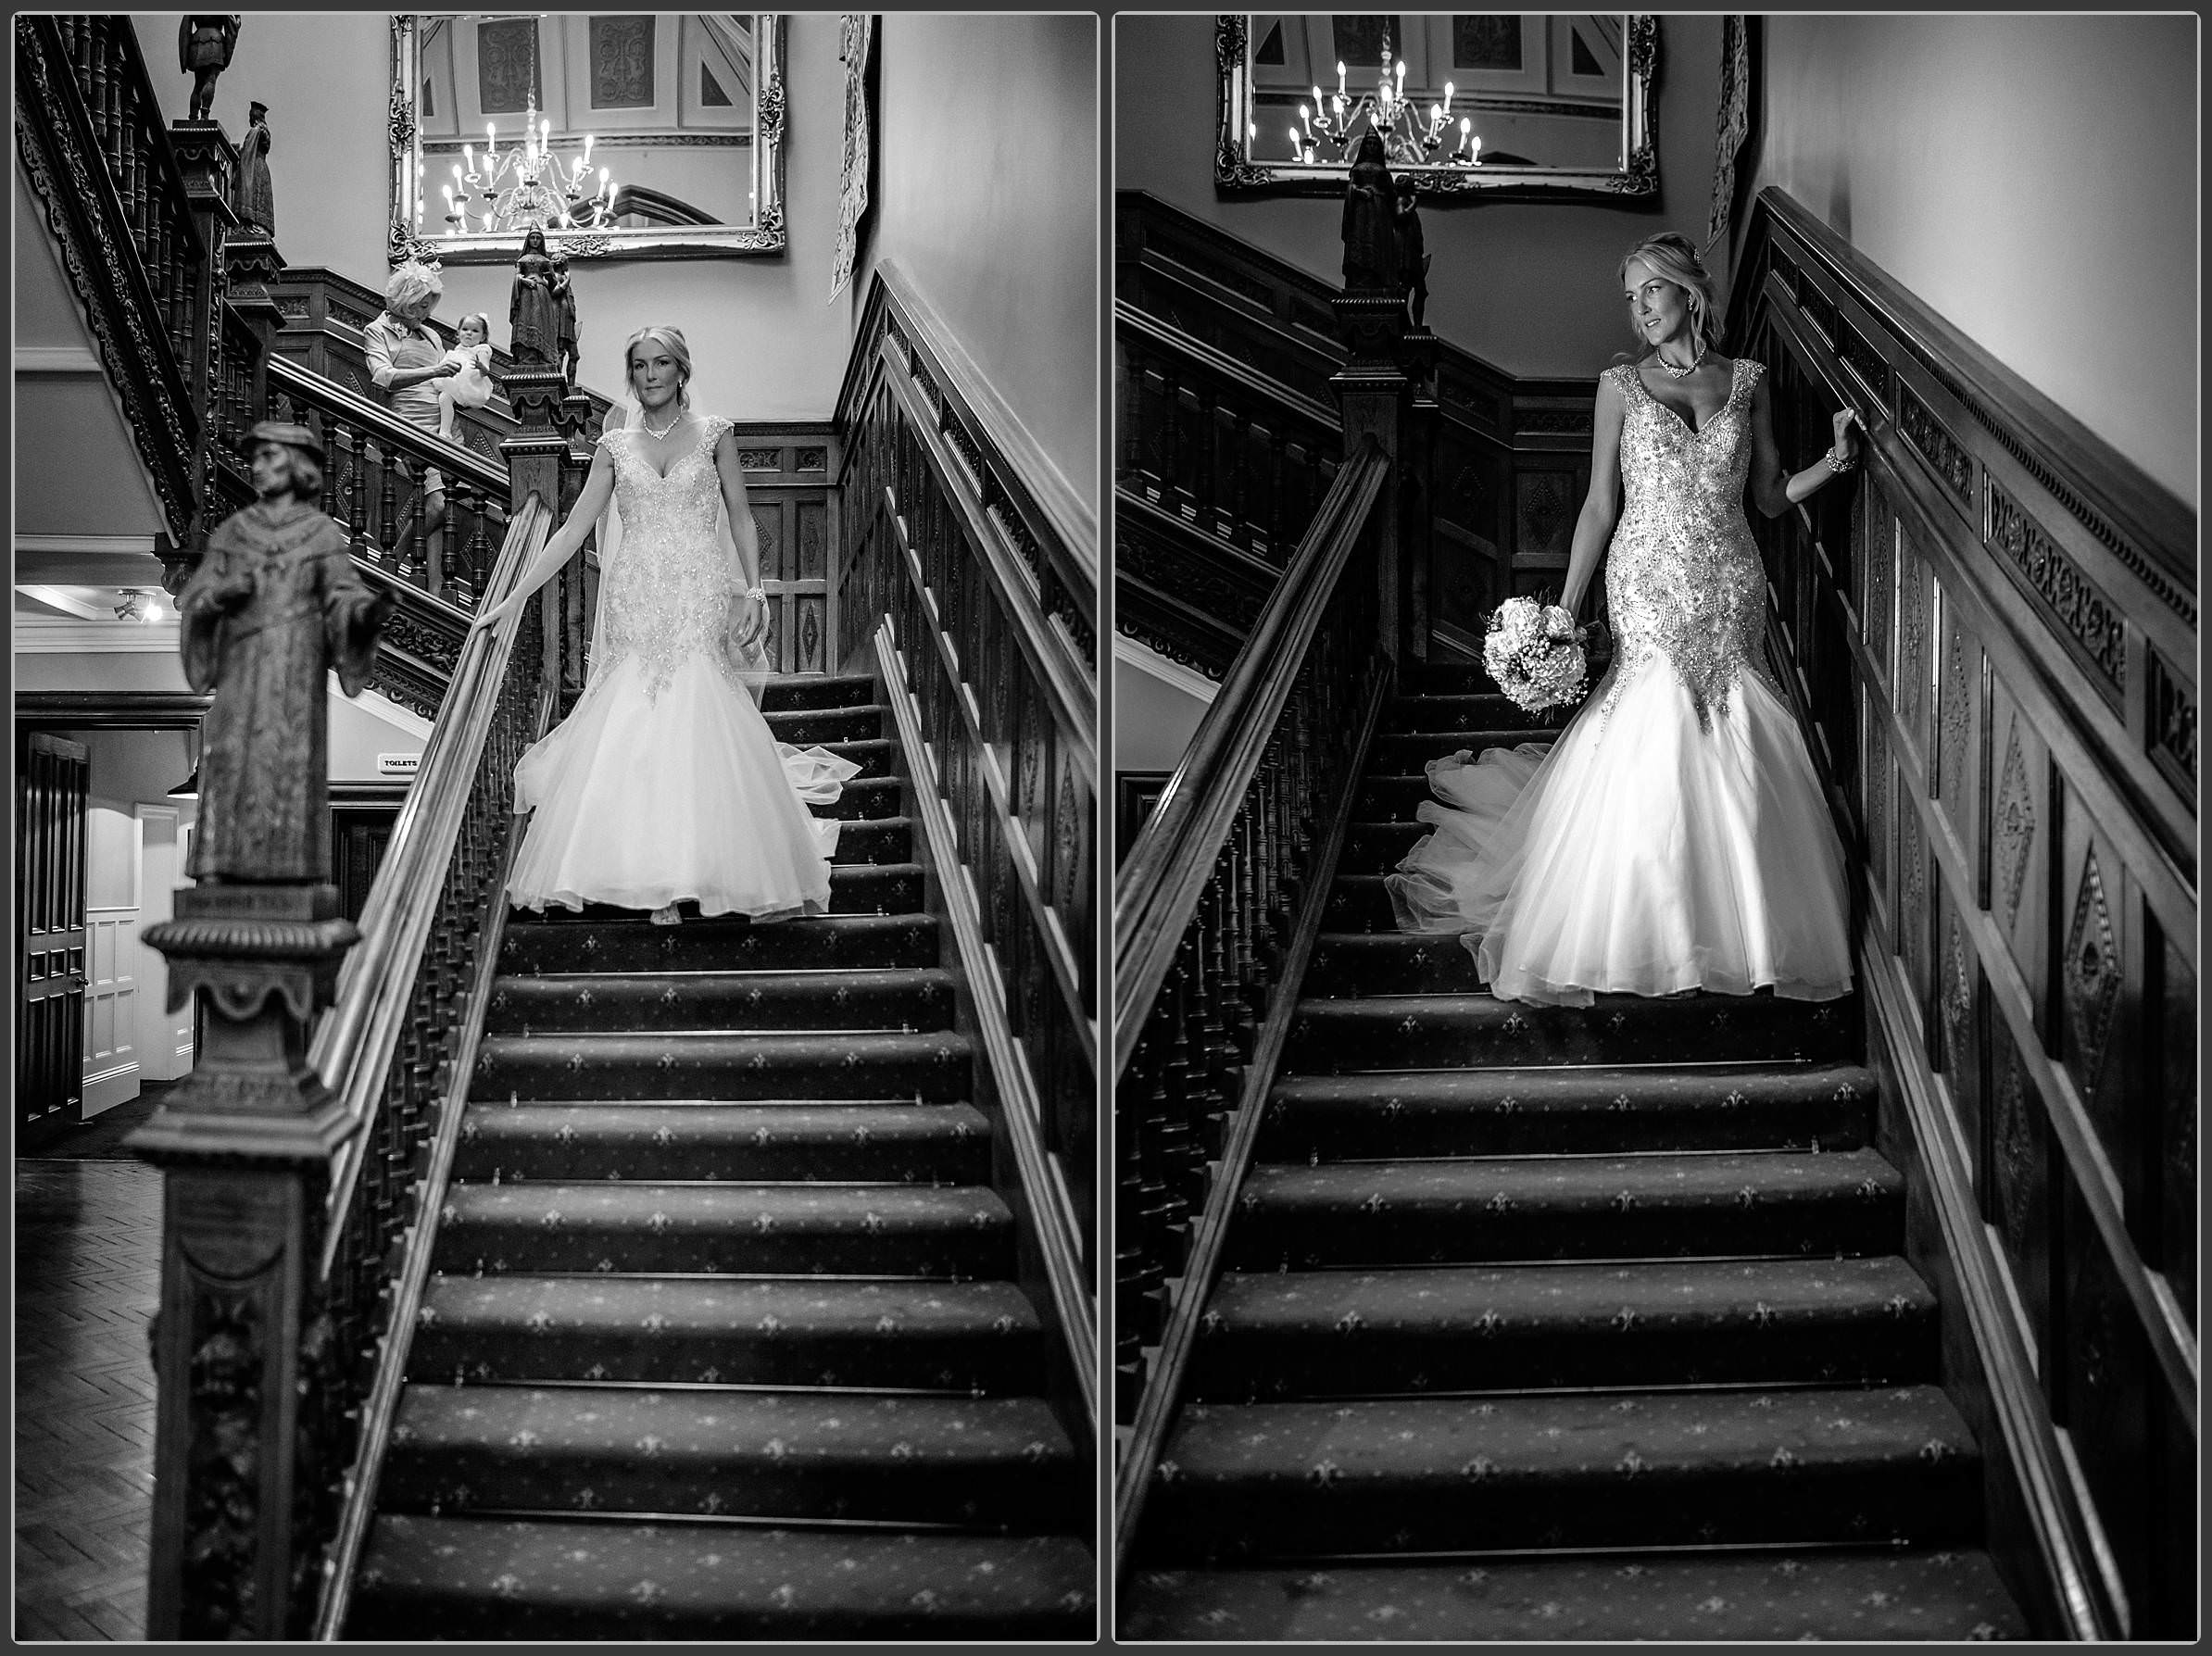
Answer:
[
  {"left": 1217, "top": 14, "right": 1657, "bottom": 200},
  {"left": 387, "top": 14, "right": 786, "bottom": 264}
]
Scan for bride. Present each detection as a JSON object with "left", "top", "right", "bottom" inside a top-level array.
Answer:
[
  {"left": 1387, "top": 232, "right": 1861, "bottom": 1006},
  {"left": 471, "top": 325, "right": 856, "bottom": 923}
]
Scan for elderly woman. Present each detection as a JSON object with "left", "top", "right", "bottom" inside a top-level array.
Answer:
[{"left": 362, "top": 260, "right": 460, "bottom": 560}]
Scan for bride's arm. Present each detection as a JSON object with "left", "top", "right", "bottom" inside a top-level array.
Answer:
[
  {"left": 469, "top": 442, "right": 616, "bottom": 630},
  {"left": 712, "top": 426, "right": 770, "bottom": 648},
  {"left": 1748, "top": 377, "right": 1861, "bottom": 518},
  {"left": 1558, "top": 372, "right": 1628, "bottom": 618}
]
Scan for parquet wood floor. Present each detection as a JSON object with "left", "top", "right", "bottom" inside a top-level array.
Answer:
[{"left": 16, "top": 1160, "right": 160, "bottom": 1642}]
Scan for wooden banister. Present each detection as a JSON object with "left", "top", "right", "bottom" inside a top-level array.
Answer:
[
  {"left": 835, "top": 258, "right": 1098, "bottom": 1455},
  {"left": 1110, "top": 438, "right": 1392, "bottom": 1581}
]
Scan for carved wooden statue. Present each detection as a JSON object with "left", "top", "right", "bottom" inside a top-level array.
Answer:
[
  {"left": 1341, "top": 132, "right": 1400, "bottom": 294},
  {"left": 176, "top": 421, "right": 392, "bottom": 884},
  {"left": 553, "top": 250, "right": 580, "bottom": 384},
  {"left": 233, "top": 99, "right": 274, "bottom": 236},
  {"left": 1395, "top": 173, "right": 1431, "bottom": 330},
  {"left": 509, "top": 228, "right": 563, "bottom": 369},
  {"left": 178, "top": 16, "right": 240, "bottom": 122}
]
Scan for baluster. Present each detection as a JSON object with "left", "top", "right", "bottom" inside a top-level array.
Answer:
[
  {"left": 334, "top": 422, "right": 368, "bottom": 555},
  {"left": 371, "top": 437, "right": 397, "bottom": 570},
  {"left": 1159, "top": 364, "right": 1184, "bottom": 519},
  {"left": 1225, "top": 410, "right": 1251, "bottom": 553}
]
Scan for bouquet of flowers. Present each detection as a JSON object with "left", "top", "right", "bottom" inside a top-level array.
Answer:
[{"left": 1483, "top": 595, "right": 1590, "bottom": 713}]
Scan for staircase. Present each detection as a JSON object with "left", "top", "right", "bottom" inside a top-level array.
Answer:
[
  {"left": 346, "top": 673, "right": 1095, "bottom": 1639},
  {"left": 1121, "top": 663, "right": 2029, "bottom": 1640}
]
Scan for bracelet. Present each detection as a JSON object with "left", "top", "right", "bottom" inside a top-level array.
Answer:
[
  {"left": 744, "top": 585, "right": 767, "bottom": 603},
  {"left": 1822, "top": 446, "right": 1858, "bottom": 474}
]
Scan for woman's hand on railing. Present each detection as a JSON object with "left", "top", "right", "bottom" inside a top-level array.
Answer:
[{"left": 468, "top": 593, "right": 521, "bottom": 634}]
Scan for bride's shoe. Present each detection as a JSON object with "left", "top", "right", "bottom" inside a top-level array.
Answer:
[{"left": 648, "top": 903, "right": 683, "bottom": 926}]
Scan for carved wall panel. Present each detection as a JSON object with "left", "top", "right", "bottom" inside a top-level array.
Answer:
[
  {"left": 1862, "top": 692, "right": 1892, "bottom": 925},
  {"left": 1933, "top": 874, "right": 1982, "bottom": 1190},
  {"left": 1935, "top": 600, "right": 1983, "bottom": 875},
  {"left": 2152, "top": 927, "right": 2194, "bottom": 1324},
  {"left": 1893, "top": 522, "right": 1932, "bottom": 766},
  {"left": 1987, "top": 1018, "right": 2052, "bottom": 1368},
  {"left": 2055, "top": 813, "right": 2133, "bottom": 1223},
  {"left": 2057, "top": 1173, "right": 2152, "bottom": 1623},
  {"left": 1984, "top": 676, "right": 2051, "bottom": 1035},
  {"left": 1896, "top": 776, "right": 1930, "bottom": 1017}
]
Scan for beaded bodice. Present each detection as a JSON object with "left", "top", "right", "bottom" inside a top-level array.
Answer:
[
  {"left": 1602, "top": 358, "right": 1767, "bottom": 727},
  {"left": 593, "top": 416, "right": 740, "bottom": 700}
]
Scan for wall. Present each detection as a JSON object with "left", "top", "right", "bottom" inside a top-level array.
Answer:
[
  {"left": 1113, "top": 644, "right": 1212, "bottom": 774},
  {"left": 860, "top": 14, "right": 1100, "bottom": 510},
  {"left": 134, "top": 13, "right": 861, "bottom": 420},
  {"left": 1114, "top": 13, "right": 1724, "bottom": 380},
  {"left": 1743, "top": 14, "right": 2196, "bottom": 509}
]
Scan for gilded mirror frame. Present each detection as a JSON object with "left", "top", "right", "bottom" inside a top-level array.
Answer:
[
  {"left": 1214, "top": 14, "right": 1659, "bottom": 200},
  {"left": 386, "top": 14, "right": 786, "bottom": 265}
]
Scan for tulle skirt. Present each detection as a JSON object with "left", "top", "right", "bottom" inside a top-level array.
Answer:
[
  {"left": 1385, "top": 651, "right": 1854, "bottom": 1006},
  {"left": 509, "top": 649, "right": 859, "bottom": 922}
]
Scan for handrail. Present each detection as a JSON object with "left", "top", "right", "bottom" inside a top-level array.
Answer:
[
  {"left": 309, "top": 492, "right": 554, "bottom": 1265},
  {"left": 268, "top": 354, "right": 510, "bottom": 498},
  {"left": 1112, "top": 438, "right": 1388, "bottom": 1080},
  {"left": 874, "top": 621, "right": 1097, "bottom": 1434},
  {"left": 308, "top": 674, "right": 554, "bottom": 1640}
]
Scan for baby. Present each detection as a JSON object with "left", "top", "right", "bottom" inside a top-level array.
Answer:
[{"left": 435, "top": 313, "right": 496, "bottom": 438}]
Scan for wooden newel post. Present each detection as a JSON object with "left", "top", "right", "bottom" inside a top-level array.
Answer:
[
  {"left": 500, "top": 367, "right": 570, "bottom": 694},
  {"left": 1331, "top": 294, "right": 1413, "bottom": 665},
  {"left": 166, "top": 119, "right": 238, "bottom": 573},
  {"left": 128, "top": 421, "right": 389, "bottom": 1639}
]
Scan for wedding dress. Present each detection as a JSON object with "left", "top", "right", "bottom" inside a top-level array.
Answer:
[
  {"left": 507, "top": 413, "right": 858, "bottom": 920},
  {"left": 1386, "top": 358, "right": 1854, "bottom": 1006}
]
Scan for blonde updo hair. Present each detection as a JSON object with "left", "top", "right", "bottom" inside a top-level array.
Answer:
[
  {"left": 383, "top": 260, "right": 444, "bottom": 318},
  {"left": 624, "top": 325, "right": 693, "bottom": 412},
  {"left": 1618, "top": 232, "right": 1720, "bottom": 354}
]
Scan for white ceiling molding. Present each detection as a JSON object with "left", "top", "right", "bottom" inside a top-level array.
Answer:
[
  {"left": 16, "top": 584, "right": 115, "bottom": 621},
  {"left": 13, "top": 616, "right": 182, "bottom": 654},
  {"left": 1113, "top": 631, "right": 1220, "bottom": 705},
  {"left": 14, "top": 539, "right": 170, "bottom": 588},
  {"left": 13, "top": 345, "right": 104, "bottom": 376},
  {"left": 343, "top": 682, "right": 434, "bottom": 741}
]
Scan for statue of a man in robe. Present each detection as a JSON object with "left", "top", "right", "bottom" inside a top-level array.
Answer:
[{"left": 176, "top": 421, "right": 392, "bottom": 884}]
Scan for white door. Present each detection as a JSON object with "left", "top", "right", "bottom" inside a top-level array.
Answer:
[
  {"left": 82, "top": 805, "right": 142, "bottom": 1115},
  {"left": 133, "top": 805, "right": 193, "bottom": 1082}
]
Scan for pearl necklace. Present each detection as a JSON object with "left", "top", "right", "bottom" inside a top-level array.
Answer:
[
  {"left": 639, "top": 409, "right": 685, "bottom": 438},
  {"left": 1655, "top": 342, "right": 1706, "bottom": 380}
]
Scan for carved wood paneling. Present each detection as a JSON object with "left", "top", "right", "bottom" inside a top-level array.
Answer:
[{"left": 1735, "top": 185, "right": 2194, "bottom": 1638}]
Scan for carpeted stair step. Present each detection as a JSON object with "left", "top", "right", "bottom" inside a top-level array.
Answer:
[
  {"left": 1380, "top": 692, "right": 1540, "bottom": 733},
  {"left": 1185, "top": 1255, "right": 1938, "bottom": 1400},
  {"left": 1288, "top": 992, "right": 1855, "bottom": 1068},
  {"left": 486, "top": 968, "right": 955, "bottom": 1035},
  {"left": 472, "top": 1028, "right": 972, "bottom": 1100},
  {"left": 759, "top": 673, "right": 878, "bottom": 712},
  {"left": 496, "top": 862, "right": 924, "bottom": 922},
  {"left": 762, "top": 703, "right": 888, "bottom": 745},
  {"left": 1341, "top": 820, "right": 1442, "bottom": 873},
  {"left": 498, "top": 912, "right": 938, "bottom": 975},
  {"left": 433, "top": 1182, "right": 1013, "bottom": 1277},
  {"left": 1117, "top": 1548, "right": 2026, "bottom": 1640},
  {"left": 814, "top": 736, "right": 899, "bottom": 779},
  {"left": 1411, "top": 662, "right": 1518, "bottom": 696},
  {"left": 1260, "top": 1063, "right": 1874, "bottom": 1160},
  {"left": 1356, "top": 772, "right": 1494, "bottom": 821},
  {"left": 1223, "top": 1148, "right": 1903, "bottom": 1269},
  {"left": 1305, "top": 933, "right": 1480, "bottom": 996},
  {"left": 818, "top": 817, "right": 912, "bottom": 865},
  {"left": 408, "top": 1275, "right": 1046, "bottom": 1391},
  {"left": 379, "top": 1385, "right": 1083, "bottom": 1530},
  {"left": 454, "top": 1101, "right": 993, "bottom": 1186},
  {"left": 1143, "top": 1385, "right": 1982, "bottom": 1560},
  {"left": 349, "top": 1515, "right": 1094, "bottom": 1639},
  {"left": 1367, "top": 729, "right": 1547, "bottom": 776},
  {"left": 815, "top": 775, "right": 905, "bottom": 821}
]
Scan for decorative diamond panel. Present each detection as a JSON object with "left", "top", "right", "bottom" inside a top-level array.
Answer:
[
  {"left": 2061, "top": 849, "right": 2120, "bottom": 1098},
  {"left": 1993, "top": 723, "right": 2035, "bottom": 924}
]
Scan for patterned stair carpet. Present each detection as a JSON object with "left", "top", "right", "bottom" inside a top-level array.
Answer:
[
  {"left": 347, "top": 675, "right": 1094, "bottom": 1640},
  {"left": 1122, "top": 663, "right": 2028, "bottom": 1640}
]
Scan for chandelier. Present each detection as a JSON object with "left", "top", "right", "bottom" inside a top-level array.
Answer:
[
  {"left": 1269, "top": 35, "right": 1484, "bottom": 169},
  {"left": 430, "top": 22, "right": 619, "bottom": 237}
]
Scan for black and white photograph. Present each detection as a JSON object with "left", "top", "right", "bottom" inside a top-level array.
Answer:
[
  {"left": 16, "top": 10, "right": 1098, "bottom": 1639},
  {"left": 1112, "top": 11, "right": 2195, "bottom": 1641}
]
